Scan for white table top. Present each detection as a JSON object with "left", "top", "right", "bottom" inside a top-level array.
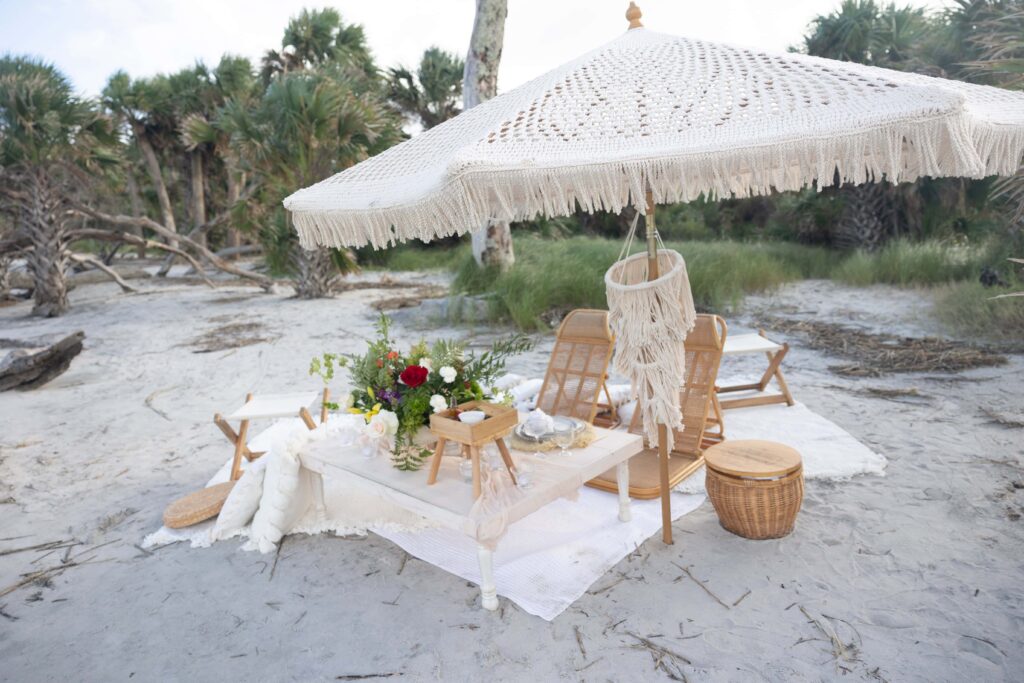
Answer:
[
  {"left": 301, "top": 427, "right": 643, "bottom": 544},
  {"left": 723, "top": 333, "right": 783, "bottom": 355},
  {"left": 226, "top": 392, "right": 320, "bottom": 421}
]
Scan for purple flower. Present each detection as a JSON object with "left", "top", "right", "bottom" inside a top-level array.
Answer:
[{"left": 378, "top": 388, "right": 401, "bottom": 405}]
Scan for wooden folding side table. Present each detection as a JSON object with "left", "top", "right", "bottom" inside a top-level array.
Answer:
[{"left": 214, "top": 389, "right": 328, "bottom": 481}]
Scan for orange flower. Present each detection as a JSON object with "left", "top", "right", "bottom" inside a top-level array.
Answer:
[
  {"left": 376, "top": 359, "right": 384, "bottom": 368},
  {"left": 387, "top": 351, "right": 399, "bottom": 360}
]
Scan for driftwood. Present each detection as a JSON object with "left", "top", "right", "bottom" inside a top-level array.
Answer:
[
  {"left": 0, "top": 331, "right": 85, "bottom": 391},
  {"left": 71, "top": 205, "right": 273, "bottom": 290}
]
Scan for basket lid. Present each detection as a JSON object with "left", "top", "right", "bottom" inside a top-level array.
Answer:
[{"left": 704, "top": 440, "right": 801, "bottom": 478}]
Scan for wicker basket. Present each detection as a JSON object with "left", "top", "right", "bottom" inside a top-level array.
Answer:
[{"left": 704, "top": 440, "right": 803, "bottom": 540}]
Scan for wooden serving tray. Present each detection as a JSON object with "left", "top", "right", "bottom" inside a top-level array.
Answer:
[{"left": 429, "top": 400, "right": 518, "bottom": 446}]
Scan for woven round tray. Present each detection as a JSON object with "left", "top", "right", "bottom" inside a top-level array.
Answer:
[
  {"left": 704, "top": 440, "right": 803, "bottom": 540},
  {"left": 508, "top": 423, "right": 597, "bottom": 452},
  {"left": 163, "top": 481, "right": 236, "bottom": 529}
]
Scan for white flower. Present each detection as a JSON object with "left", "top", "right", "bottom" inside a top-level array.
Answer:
[
  {"left": 340, "top": 393, "right": 354, "bottom": 411},
  {"left": 491, "top": 390, "right": 511, "bottom": 406},
  {"left": 439, "top": 366, "right": 457, "bottom": 384},
  {"left": 419, "top": 357, "right": 432, "bottom": 372},
  {"left": 429, "top": 394, "right": 448, "bottom": 414},
  {"left": 365, "top": 409, "right": 399, "bottom": 438}
]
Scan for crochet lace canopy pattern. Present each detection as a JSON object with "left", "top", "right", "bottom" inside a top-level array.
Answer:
[{"left": 285, "top": 27, "right": 1024, "bottom": 250}]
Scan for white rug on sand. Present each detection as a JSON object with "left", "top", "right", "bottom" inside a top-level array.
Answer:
[{"left": 145, "top": 400, "right": 884, "bottom": 621}]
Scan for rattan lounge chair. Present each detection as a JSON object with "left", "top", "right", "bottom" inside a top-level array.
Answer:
[
  {"left": 534, "top": 309, "right": 619, "bottom": 427},
  {"left": 587, "top": 314, "right": 727, "bottom": 499}
]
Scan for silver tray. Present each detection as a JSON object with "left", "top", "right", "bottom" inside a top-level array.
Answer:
[{"left": 514, "top": 416, "right": 586, "bottom": 444}]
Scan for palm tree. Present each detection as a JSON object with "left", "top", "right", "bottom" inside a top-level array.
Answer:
[
  {"left": 227, "top": 67, "right": 401, "bottom": 297},
  {"left": 181, "top": 55, "right": 260, "bottom": 254},
  {"left": 803, "top": 1, "right": 936, "bottom": 249},
  {"left": 956, "top": 1, "right": 1024, "bottom": 231},
  {"left": 0, "top": 56, "right": 118, "bottom": 316},
  {"left": 387, "top": 47, "right": 464, "bottom": 130},
  {"left": 806, "top": 1, "right": 931, "bottom": 69},
  {"left": 103, "top": 71, "right": 181, "bottom": 255},
  {"left": 260, "top": 8, "right": 376, "bottom": 84}
]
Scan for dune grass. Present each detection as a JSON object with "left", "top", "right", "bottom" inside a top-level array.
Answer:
[
  {"left": 449, "top": 237, "right": 837, "bottom": 329},
  {"left": 833, "top": 240, "right": 991, "bottom": 287},
  {"left": 934, "top": 280, "right": 1024, "bottom": 349},
  {"left": 374, "top": 235, "right": 1020, "bottom": 337}
]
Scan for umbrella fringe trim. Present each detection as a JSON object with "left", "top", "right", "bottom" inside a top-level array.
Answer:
[{"left": 290, "top": 112, "right": 1024, "bottom": 250}]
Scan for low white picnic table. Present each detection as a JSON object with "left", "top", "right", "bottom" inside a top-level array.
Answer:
[{"left": 301, "top": 425, "right": 644, "bottom": 610}]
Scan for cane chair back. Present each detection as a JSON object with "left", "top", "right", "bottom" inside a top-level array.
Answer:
[{"left": 535, "top": 309, "right": 616, "bottom": 424}]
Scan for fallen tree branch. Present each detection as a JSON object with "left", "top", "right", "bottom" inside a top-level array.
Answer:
[
  {"left": 71, "top": 204, "right": 273, "bottom": 291},
  {"left": 68, "top": 253, "right": 136, "bottom": 293},
  {"left": 68, "top": 228, "right": 216, "bottom": 289},
  {"left": 214, "top": 244, "right": 262, "bottom": 259}
]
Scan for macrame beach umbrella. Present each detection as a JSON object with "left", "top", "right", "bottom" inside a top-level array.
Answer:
[{"left": 285, "top": 3, "right": 1024, "bottom": 544}]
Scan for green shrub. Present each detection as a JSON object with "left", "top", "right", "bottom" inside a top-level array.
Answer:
[
  {"left": 834, "top": 240, "right": 987, "bottom": 286},
  {"left": 450, "top": 237, "right": 827, "bottom": 329},
  {"left": 934, "top": 280, "right": 1024, "bottom": 348}
]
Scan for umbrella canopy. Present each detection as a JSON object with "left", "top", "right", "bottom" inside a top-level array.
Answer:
[{"left": 285, "top": 17, "right": 1024, "bottom": 250}]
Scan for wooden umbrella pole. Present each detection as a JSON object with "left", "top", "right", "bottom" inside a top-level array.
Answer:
[{"left": 644, "top": 189, "right": 673, "bottom": 546}]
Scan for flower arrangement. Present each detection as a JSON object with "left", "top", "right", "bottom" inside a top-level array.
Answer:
[{"left": 310, "top": 314, "right": 532, "bottom": 470}]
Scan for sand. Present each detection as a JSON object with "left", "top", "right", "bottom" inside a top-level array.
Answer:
[{"left": 0, "top": 271, "right": 1022, "bottom": 682}]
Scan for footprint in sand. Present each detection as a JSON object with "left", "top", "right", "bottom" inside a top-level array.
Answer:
[{"left": 956, "top": 634, "right": 1005, "bottom": 667}]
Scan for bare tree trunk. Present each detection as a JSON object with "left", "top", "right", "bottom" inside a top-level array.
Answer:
[
  {"left": 225, "top": 162, "right": 242, "bottom": 259},
  {"left": 125, "top": 171, "right": 147, "bottom": 259},
  {"left": 24, "top": 173, "right": 69, "bottom": 317},
  {"left": 0, "top": 253, "right": 11, "bottom": 300},
  {"left": 189, "top": 151, "right": 207, "bottom": 249},
  {"left": 464, "top": 0, "right": 514, "bottom": 270},
  {"left": 293, "top": 247, "right": 336, "bottom": 299},
  {"left": 134, "top": 126, "right": 177, "bottom": 242},
  {"left": 132, "top": 124, "right": 179, "bottom": 277}
]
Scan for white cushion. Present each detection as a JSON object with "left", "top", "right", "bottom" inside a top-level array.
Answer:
[
  {"left": 249, "top": 423, "right": 316, "bottom": 553},
  {"left": 211, "top": 457, "right": 267, "bottom": 541}
]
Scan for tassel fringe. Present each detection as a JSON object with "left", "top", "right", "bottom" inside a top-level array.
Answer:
[{"left": 287, "top": 112, "right": 1024, "bottom": 250}]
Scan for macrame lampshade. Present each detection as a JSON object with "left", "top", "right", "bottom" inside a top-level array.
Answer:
[{"left": 605, "top": 249, "right": 696, "bottom": 450}]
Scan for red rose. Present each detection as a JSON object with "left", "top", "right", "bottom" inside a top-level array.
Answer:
[{"left": 399, "top": 365, "right": 428, "bottom": 388}]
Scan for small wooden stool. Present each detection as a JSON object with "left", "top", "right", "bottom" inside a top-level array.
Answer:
[{"left": 704, "top": 440, "right": 803, "bottom": 540}]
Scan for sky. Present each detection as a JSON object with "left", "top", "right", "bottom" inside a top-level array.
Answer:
[{"left": 0, "top": 0, "right": 948, "bottom": 97}]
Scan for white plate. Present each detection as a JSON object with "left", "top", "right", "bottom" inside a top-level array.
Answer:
[{"left": 514, "top": 416, "right": 586, "bottom": 443}]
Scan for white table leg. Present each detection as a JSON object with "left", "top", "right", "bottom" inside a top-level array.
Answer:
[
  {"left": 616, "top": 461, "right": 632, "bottom": 522},
  {"left": 312, "top": 470, "right": 328, "bottom": 524},
  {"left": 476, "top": 544, "right": 499, "bottom": 611}
]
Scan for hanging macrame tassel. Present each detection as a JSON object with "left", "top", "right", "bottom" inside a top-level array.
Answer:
[{"left": 605, "top": 249, "right": 696, "bottom": 451}]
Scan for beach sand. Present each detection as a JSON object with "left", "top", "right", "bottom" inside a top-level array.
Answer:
[{"left": 0, "top": 272, "right": 1021, "bottom": 681}]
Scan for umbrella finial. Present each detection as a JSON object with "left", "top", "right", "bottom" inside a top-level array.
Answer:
[{"left": 626, "top": 2, "right": 643, "bottom": 29}]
